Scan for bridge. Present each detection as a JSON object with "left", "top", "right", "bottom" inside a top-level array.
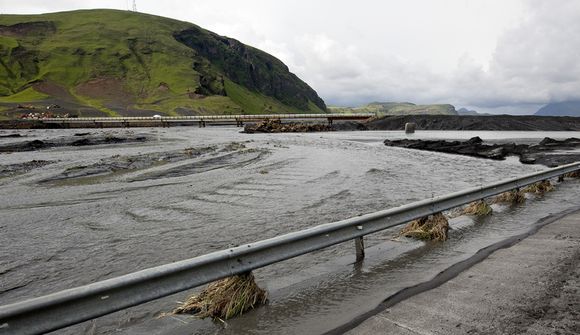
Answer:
[{"left": 27, "top": 113, "right": 376, "bottom": 128}]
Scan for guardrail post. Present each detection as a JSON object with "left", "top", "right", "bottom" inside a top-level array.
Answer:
[{"left": 354, "top": 236, "right": 365, "bottom": 262}]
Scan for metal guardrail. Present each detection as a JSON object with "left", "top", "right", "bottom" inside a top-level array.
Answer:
[
  {"left": 1, "top": 162, "right": 579, "bottom": 335},
  {"left": 35, "top": 113, "right": 376, "bottom": 123}
]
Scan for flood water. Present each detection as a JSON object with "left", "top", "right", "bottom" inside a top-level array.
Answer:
[{"left": 1, "top": 127, "right": 579, "bottom": 334}]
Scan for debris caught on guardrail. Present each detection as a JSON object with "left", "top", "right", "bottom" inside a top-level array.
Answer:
[
  {"left": 523, "top": 180, "right": 555, "bottom": 195},
  {"left": 399, "top": 212, "right": 449, "bottom": 241},
  {"left": 172, "top": 272, "right": 268, "bottom": 320},
  {"left": 492, "top": 189, "right": 526, "bottom": 204},
  {"left": 461, "top": 200, "right": 493, "bottom": 216}
]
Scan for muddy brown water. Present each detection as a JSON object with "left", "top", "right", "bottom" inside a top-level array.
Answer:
[{"left": 1, "top": 128, "right": 580, "bottom": 334}]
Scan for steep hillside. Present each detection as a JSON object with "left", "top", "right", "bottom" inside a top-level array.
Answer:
[
  {"left": 535, "top": 101, "right": 580, "bottom": 117},
  {"left": 329, "top": 102, "right": 457, "bottom": 115},
  {"left": 0, "top": 9, "right": 326, "bottom": 118}
]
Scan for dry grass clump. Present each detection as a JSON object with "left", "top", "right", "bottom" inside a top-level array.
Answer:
[
  {"left": 461, "top": 200, "right": 493, "bottom": 216},
  {"left": 564, "top": 170, "right": 580, "bottom": 178},
  {"left": 492, "top": 189, "right": 526, "bottom": 204},
  {"left": 399, "top": 213, "right": 449, "bottom": 241},
  {"left": 172, "top": 272, "right": 268, "bottom": 320},
  {"left": 523, "top": 180, "right": 555, "bottom": 195}
]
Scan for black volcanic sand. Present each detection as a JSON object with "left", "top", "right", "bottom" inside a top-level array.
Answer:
[
  {"left": 39, "top": 142, "right": 264, "bottom": 184},
  {"left": 384, "top": 137, "right": 580, "bottom": 167},
  {"left": 367, "top": 115, "right": 580, "bottom": 131},
  {"left": 0, "top": 160, "right": 56, "bottom": 178},
  {"left": 40, "top": 147, "right": 215, "bottom": 183},
  {"left": 0, "top": 133, "right": 148, "bottom": 152}
]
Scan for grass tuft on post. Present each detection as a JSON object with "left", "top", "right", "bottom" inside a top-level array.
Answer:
[
  {"left": 172, "top": 272, "right": 268, "bottom": 320},
  {"left": 399, "top": 212, "right": 449, "bottom": 241},
  {"left": 461, "top": 200, "right": 493, "bottom": 216},
  {"left": 492, "top": 189, "right": 526, "bottom": 204},
  {"left": 523, "top": 180, "right": 554, "bottom": 195}
]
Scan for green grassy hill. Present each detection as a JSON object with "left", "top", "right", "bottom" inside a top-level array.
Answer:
[
  {"left": 329, "top": 102, "right": 458, "bottom": 116},
  {"left": 0, "top": 9, "right": 326, "bottom": 118}
]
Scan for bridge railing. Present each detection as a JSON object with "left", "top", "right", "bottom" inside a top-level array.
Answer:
[
  {"left": 1, "top": 162, "right": 579, "bottom": 335},
  {"left": 34, "top": 113, "right": 376, "bottom": 122}
]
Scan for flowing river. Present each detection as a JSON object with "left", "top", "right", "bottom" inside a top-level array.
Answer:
[{"left": 1, "top": 127, "right": 579, "bottom": 334}]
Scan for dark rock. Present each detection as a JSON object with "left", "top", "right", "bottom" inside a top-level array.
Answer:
[
  {"left": 539, "top": 137, "right": 559, "bottom": 145},
  {"left": 0, "top": 135, "right": 149, "bottom": 152},
  {"left": 480, "top": 147, "right": 506, "bottom": 160},
  {"left": 384, "top": 137, "right": 580, "bottom": 167},
  {"left": 104, "top": 137, "right": 125, "bottom": 143},
  {"left": 332, "top": 121, "right": 368, "bottom": 131},
  {"left": 0, "top": 159, "right": 55, "bottom": 177},
  {"left": 29, "top": 140, "right": 46, "bottom": 149},
  {"left": 72, "top": 138, "right": 91, "bottom": 146},
  {"left": 520, "top": 155, "right": 537, "bottom": 164},
  {"left": 467, "top": 136, "right": 483, "bottom": 144}
]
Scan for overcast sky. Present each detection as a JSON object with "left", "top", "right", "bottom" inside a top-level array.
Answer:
[{"left": 2, "top": 0, "right": 579, "bottom": 114}]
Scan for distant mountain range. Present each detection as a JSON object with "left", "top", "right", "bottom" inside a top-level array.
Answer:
[
  {"left": 456, "top": 107, "right": 490, "bottom": 116},
  {"left": 535, "top": 101, "right": 580, "bottom": 116},
  {"left": 329, "top": 102, "right": 458, "bottom": 115}
]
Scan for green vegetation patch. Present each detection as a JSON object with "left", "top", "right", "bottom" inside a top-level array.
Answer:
[
  {"left": 0, "top": 87, "right": 49, "bottom": 103},
  {"left": 0, "top": 36, "right": 19, "bottom": 50}
]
